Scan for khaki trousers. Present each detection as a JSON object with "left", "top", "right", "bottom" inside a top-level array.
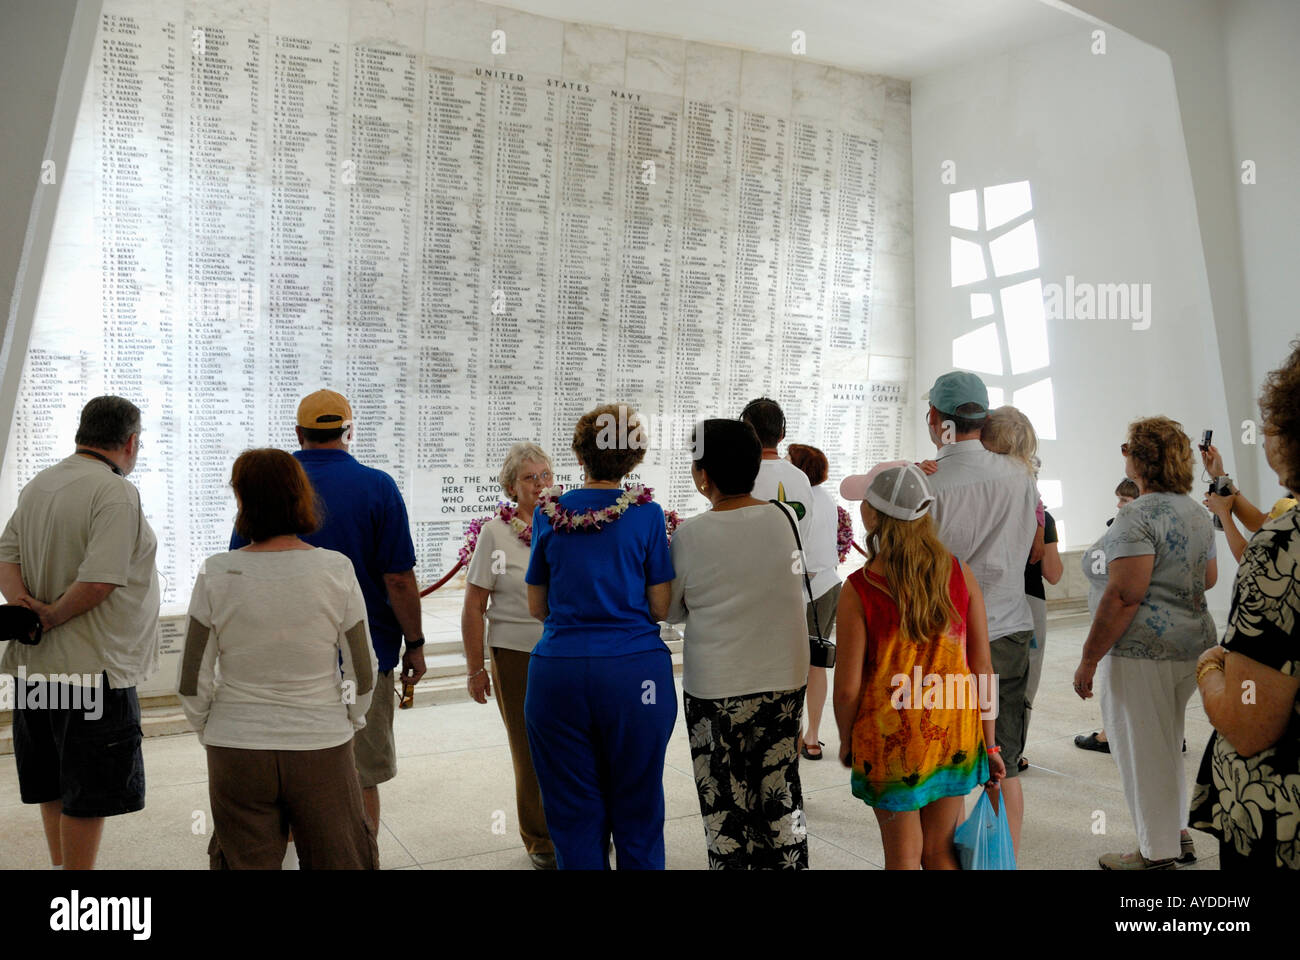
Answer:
[
  {"left": 206, "top": 739, "right": 378, "bottom": 870},
  {"left": 489, "top": 646, "right": 553, "bottom": 855}
]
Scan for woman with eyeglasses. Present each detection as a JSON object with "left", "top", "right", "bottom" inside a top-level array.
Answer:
[
  {"left": 461, "top": 442, "right": 556, "bottom": 869},
  {"left": 1072, "top": 418, "right": 1218, "bottom": 870}
]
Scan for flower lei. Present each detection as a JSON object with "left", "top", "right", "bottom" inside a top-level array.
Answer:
[
  {"left": 537, "top": 483, "right": 655, "bottom": 533},
  {"left": 459, "top": 489, "right": 682, "bottom": 563},
  {"left": 836, "top": 505, "right": 853, "bottom": 563},
  {"left": 458, "top": 501, "right": 532, "bottom": 565}
]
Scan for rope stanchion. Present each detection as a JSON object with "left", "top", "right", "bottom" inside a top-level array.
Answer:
[{"left": 419, "top": 560, "right": 464, "bottom": 597}]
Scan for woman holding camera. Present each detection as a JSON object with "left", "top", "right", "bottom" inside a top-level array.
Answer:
[
  {"left": 1191, "top": 339, "right": 1300, "bottom": 870},
  {"left": 667, "top": 419, "right": 810, "bottom": 869}
]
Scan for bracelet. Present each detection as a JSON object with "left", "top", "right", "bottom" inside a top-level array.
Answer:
[
  {"left": 986, "top": 745, "right": 1002, "bottom": 755},
  {"left": 405, "top": 638, "right": 425, "bottom": 650},
  {"left": 1196, "top": 661, "right": 1224, "bottom": 684},
  {"left": 467, "top": 668, "right": 486, "bottom": 681}
]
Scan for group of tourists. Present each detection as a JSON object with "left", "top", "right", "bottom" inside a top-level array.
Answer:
[{"left": 3, "top": 339, "right": 1299, "bottom": 872}]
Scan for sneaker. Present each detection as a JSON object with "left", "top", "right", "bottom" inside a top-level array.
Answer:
[
  {"left": 1177, "top": 832, "right": 1196, "bottom": 864},
  {"left": 1099, "top": 850, "right": 1177, "bottom": 871}
]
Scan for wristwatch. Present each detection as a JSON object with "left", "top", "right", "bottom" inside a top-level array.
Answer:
[{"left": 404, "top": 637, "right": 425, "bottom": 650}]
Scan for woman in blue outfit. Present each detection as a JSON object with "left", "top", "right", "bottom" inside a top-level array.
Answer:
[{"left": 524, "top": 403, "right": 677, "bottom": 869}]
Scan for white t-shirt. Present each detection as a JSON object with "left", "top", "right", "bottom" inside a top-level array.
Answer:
[
  {"left": 750, "top": 458, "right": 815, "bottom": 601},
  {"left": 465, "top": 517, "right": 542, "bottom": 653},
  {"left": 667, "top": 502, "right": 810, "bottom": 699},
  {"left": 178, "top": 548, "right": 377, "bottom": 751},
  {"left": 806, "top": 485, "right": 842, "bottom": 600}
]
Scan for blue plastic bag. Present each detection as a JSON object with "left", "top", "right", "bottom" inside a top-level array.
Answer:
[{"left": 954, "top": 789, "right": 1018, "bottom": 870}]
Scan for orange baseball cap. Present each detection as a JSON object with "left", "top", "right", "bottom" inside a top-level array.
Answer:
[{"left": 297, "top": 389, "right": 352, "bottom": 430}]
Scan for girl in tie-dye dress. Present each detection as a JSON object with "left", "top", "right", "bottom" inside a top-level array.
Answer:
[{"left": 833, "top": 462, "right": 1005, "bottom": 868}]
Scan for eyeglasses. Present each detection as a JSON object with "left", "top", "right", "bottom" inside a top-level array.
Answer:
[{"left": 520, "top": 471, "right": 552, "bottom": 485}]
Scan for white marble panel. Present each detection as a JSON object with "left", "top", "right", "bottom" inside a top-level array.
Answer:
[
  {"left": 876, "top": 194, "right": 913, "bottom": 257},
  {"left": 424, "top": 0, "right": 496, "bottom": 62},
  {"left": 870, "top": 303, "right": 914, "bottom": 358},
  {"left": 872, "top": 251, "right": 915, "bottom": 308},
  {"left": 562, "top": 22, "right": 625, "bottom": 86},
  {"left": 625, "top": 32, "right": 685, "bottom": 97},
  {"left": 739, "top": 51, "right": 792, "bottom": 115},
  {"left": 684, "top": 41, "right": 740, "bottom": 103},
  {"left": 109, "top": 0, "right": 185, "bottom": 20},
  {"left": 491, "top": 7, "right": 564, "bottom": 76},
  {"left": 791, "top": 60, "right": 840, "bottom": 122},
  {"left": 185, "top": 0, "right": 267, "bottom": 31},
  {"left": 840, "top": 70, "right": 886, "bottom": 132},
  {"left": 349, "top": 0, "right": 423, "bottom": 49},
  {"left": 885, "top": 78, "right": 911, "bottom": 138},
  {"left": 879, "top": 139, "right": 913, "bottom": 203},
  {"left": 270, "top": 0, "right": 348, "bottom": 40},
  {"left": 867, "top": 354, "right": 913, "bottom": 396}
]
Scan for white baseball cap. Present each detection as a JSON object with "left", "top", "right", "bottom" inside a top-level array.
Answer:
[{"left": 839, "top": 461, "right": 935, "bottom": 522}]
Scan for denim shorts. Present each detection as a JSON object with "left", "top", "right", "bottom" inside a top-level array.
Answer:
[{"left": 13, "top": 673, "right": 145, "bottom": 817}]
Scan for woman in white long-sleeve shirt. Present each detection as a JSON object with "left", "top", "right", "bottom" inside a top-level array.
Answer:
[
  {"left": 178, "top": 448, "right": 379, "bottom": 870},
  {"left": 787, "top": 443, "right": 843, "bottom": 761}
]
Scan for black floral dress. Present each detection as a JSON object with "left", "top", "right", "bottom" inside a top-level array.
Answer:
[
  {"left": 1189, "top": 506, "right": 1300, "bottom": 869},
  {"left": 684, "top": 687, "right": 809, "bottom": 870}
]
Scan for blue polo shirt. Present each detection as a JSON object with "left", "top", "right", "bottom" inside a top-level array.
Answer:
[
  {"left": 525, "top": 489, "right": 674, "bottom": 658},
  {"left": 230, "top": 448, "right": 417, "bottom": 672}
]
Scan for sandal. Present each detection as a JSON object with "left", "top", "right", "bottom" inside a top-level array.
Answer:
[
  {"left": 1074, "top": 731, "right": 1110, "bottom": 754},
  {"left": 801, "top": 740, "right": 825, "bottom": 760}
]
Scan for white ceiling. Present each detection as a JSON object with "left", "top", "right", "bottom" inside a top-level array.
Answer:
[{"left": 482, "top": 0, "right": 1091, "bottom": 79}]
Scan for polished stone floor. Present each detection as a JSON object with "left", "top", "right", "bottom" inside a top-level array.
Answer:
[{"left": 0, "top": 618, "right": 1220, "bottom": 870}]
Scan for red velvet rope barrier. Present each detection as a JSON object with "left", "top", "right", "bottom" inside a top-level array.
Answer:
[
  {"left": 420, "top": 540, "right": 873, "bottom": 597},
  {"left": 418, "top": 559, "right": 465, "bottom": 597}
]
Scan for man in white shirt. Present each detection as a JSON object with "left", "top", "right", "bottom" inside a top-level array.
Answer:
[
  {"left": 922, "top": 372, "right": 1037, "bottom": 855},
  {"left": 742, "top": 398, "right": 815, "bottom": 595},
  {"left": 741, "top": 398, "right": 825, "bottom": 758}
]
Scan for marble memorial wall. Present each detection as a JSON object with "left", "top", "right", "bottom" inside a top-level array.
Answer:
[{"left": 0, "top": 0, "right": 915, "bottom": 611}]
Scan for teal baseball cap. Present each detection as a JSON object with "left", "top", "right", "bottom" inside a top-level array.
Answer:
[{"left": 927, "top": 371, "right": 989, "bottom": 418}]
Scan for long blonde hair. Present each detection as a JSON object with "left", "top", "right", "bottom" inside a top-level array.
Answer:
[
  {"left": 982, "top": 405, "right": 1038, "bottom": 474},
  {"left": 867, "top": 511, "right": 959, "bottom": 644}
]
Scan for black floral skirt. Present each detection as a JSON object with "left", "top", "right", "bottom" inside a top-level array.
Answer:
[{"left": 684, "top": 686, "right": 809, "bottom": 870}]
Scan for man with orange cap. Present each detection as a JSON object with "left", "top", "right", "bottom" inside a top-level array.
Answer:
[{"left": 231, "top": 390, "right": 424, "bottom": 855}]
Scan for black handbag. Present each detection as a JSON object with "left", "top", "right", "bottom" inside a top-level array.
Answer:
[
  {"left": 0, "top": 604, "right": 43, "bottom": 646},
  {"left": 770, "top": 500, "right": 836, "bottom": 669}
]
